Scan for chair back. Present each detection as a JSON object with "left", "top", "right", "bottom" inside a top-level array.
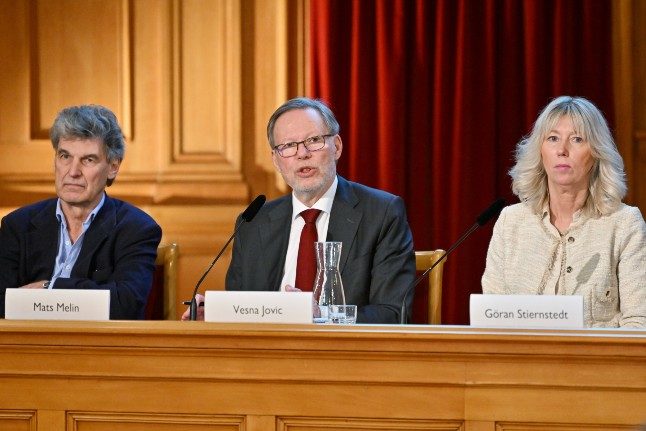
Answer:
[
  {"left": 145, "top": 243, "right": 179, "bottom": 320},
  {"left": 411, "top": 250, "right": 445, "bottom": 324}
]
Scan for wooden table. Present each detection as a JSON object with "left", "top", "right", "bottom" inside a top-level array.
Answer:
[{"left": 1, "top": 321, "right": 645, "bottom": 431}]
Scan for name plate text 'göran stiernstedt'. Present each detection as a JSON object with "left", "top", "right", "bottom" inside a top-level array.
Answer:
[{"left": 470, "top": 293, "right": 583, "bottom": 329}]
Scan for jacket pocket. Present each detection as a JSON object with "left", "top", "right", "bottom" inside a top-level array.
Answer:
[{"left": 590, "top": 280, "right": 618, "bottom": 323}]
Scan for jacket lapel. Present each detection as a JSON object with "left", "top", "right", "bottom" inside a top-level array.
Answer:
[
  {"left": 72, "top": 196, "right": 116, "bottom": 276},
  {"left": 26, "top": 201, "right": 59, "bottom": 280},
  {"left": 258, "top": 196, "right": 292, "bottom": 290},
  {"left": 326, "top": 177, "right": 361, "bottom": 273}
]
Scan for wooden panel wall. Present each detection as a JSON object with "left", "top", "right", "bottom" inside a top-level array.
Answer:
[
  {"left": 632, "top": 1, "right": 646, "bottom": 209},
  {"left": 613, "top": 0, "right": 646, "bottom": 211},
  {"left": 0, "top": 0, "right": 306, "bottom": 317}
]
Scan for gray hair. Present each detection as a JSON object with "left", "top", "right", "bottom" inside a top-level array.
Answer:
[
  {"left": 50, "top": 105, "right": 125, "bottom": 184},
  {"left": 510, "top": 96, "right": 626, "bottom": 217},
  {"left": 266, "top": 97, "right": 340, "bottom": 148}
]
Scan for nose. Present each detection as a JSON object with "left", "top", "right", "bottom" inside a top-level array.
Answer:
[
  {"left": 295, "top": 142, "right": 312, "bottom": 159},
  {"left": 68, "top": 158, "right": 83, "bottom": 176},
  {"left": 556, "top": 140, "right": 569, "bottom": 157}
]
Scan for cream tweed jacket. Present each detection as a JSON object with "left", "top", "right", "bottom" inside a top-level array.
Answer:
[{"left": 482, "top": 202, "right": 646, "bottom": 328}]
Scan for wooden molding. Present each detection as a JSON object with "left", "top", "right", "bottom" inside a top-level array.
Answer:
[{"left": 68, "top": 412, "right": 246, "bottom": 429}]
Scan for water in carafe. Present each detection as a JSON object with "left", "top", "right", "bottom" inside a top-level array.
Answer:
[{"left": 312, "top": 241, "right": 346, "bottom": 323}]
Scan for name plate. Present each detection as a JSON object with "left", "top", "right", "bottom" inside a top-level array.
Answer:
[
  {"left": 5, "top": 288, "right": 110, "bottom": 321},
  {"left": 204, "top": 291, "right": 313, "bottom": 324},
  {"left": 470, "top": 294, "right": 584, "bottom": 329}
]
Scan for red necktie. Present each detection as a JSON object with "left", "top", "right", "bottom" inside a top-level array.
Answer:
[{"left": 295, "top": 209, "right": 321, "bottom": 291}]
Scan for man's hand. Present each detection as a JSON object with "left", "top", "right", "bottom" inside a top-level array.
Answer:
[
  {"left": 181, "top": 293, "right": 205, "bottom": 321},
  {"left": 284, "top": 284, "right": 301, "bottom": 293},
  {"left": 21, "top": 280, "right": 48, "bottom": 289}
]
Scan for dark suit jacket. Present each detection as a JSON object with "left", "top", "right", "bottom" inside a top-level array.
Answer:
[
  {"left": 225, "top": 176, "right": 416, "bottom": 323},
  {"left": 0, "top": 195, "right": 162, "bottom": 319}
]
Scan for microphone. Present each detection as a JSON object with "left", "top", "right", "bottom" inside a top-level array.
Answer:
[
  {"left": 184, "top": 194, "right": 266, "bottom": 320},
  {"left": 399, "top": 198, "right": 506, "bottom": 324}
]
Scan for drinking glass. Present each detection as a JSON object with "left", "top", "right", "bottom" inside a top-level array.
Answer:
[{"left": 330, "top": 304, "right": 357, "bottom": 324}]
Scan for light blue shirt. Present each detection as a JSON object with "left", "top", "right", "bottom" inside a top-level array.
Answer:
[{"left": 49, "top": 194, "right": 106, "bottom": 288}]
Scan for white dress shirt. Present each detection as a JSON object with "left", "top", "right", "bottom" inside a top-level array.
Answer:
[{"left": 279, "top": 177, "right": 338, "bottom": 290}]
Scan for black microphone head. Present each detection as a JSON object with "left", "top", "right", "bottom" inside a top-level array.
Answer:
[
  {"left": 476, "top": 198, "right": 506, "bottom": 226},
  {"left": 241, "top": 195, "right": 266, "bottom": 222}
]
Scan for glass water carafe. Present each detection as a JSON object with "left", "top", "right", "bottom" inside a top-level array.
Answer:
[{"left": 312, "top": 241, "right": 346, "bottom": 323}]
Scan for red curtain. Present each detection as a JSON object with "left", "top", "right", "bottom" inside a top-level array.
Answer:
[{"left": 309, "top": 0, "right": 614, "bottom": 324}]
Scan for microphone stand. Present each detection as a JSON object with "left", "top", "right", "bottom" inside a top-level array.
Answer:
[
  {"left": 400, "top": 198, "right": 506, "bottom": 324},
  {"left": 184, "top": 229, "right": 239, "bottom": 321},
  {"left": 183, "top": 194, "right": 266, "bottom": 321}
]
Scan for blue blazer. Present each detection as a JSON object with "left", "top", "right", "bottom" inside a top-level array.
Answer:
[
  {"left": 225, "top": 176, "right": 416, "bottom": 323},
  {"left": 0, "top": 195, "right": 162, "bottom": 319}
]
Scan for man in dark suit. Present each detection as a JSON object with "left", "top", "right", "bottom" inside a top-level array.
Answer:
[
  {"left": 185, "top": 97, "right": 415, "bottom": 323},
  {"left": 0, "top": 105, "right": 162, "bottom": 320}
]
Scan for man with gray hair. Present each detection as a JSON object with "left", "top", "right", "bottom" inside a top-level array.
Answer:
[
  {"left": 184, "top": 97, "right": 415, "bottom": 323},
  {"left": 0, "top": 105, "right": 162, "bottom": 319}
]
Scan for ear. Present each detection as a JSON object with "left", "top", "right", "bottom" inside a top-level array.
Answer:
[
  {"left": 333, "top": 135, "right": 343, "bottom": 161},
  {"left": 108, "top": 159, "right": 121, "bottom": 180}
]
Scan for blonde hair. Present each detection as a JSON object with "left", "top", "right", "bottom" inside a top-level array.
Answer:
[{"left": 510, "top": 96, "right": 626, "bottom": 217}]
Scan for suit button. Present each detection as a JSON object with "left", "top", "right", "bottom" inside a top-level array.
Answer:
[
  {"left": 566, "top": 266, "right": 572, "bottom": 273},
  {"left": 568, "top": 237, "right": 575, "bottom": 243}
]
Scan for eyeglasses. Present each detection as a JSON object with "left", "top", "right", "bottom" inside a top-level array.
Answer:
[{"left": 273, "top": 134, "right": 333, "bottom": 158}]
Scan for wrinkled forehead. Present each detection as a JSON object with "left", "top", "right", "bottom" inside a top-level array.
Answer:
[
  {"left": 273, "top": 108, "right": 327, "bottom": 143},
  {"left": 56, "top": 137, "right": 108, "bottom": 157}
]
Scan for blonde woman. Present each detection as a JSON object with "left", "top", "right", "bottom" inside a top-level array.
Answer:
[{"left": 482, "top": 96, "right": 645, "bottom": 327}]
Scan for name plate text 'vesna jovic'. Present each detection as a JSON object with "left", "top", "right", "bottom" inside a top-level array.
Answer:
[{"left": 204, "top": 291, "right": 313, "bottom": 323}]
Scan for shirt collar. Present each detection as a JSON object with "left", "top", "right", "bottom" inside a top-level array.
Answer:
[
  {"left": 291, "top": 176, "right": 338, "bottom": 221},
  {"left": 55, "top": 193, "right": 106, "bottom": 227},
  {"left": 541, "top": 202, "right": 586, "bottom": 233}
]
